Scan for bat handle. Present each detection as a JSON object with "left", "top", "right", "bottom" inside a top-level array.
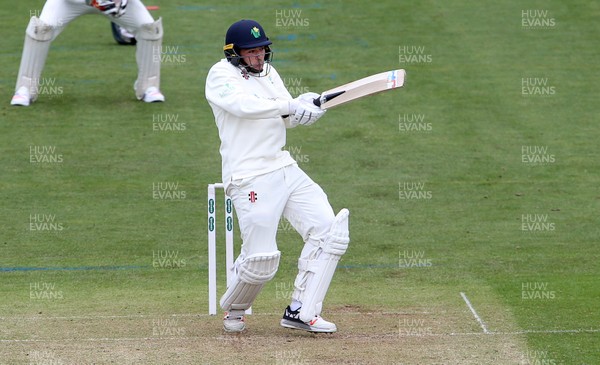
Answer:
[
  {"left": 313, "top": 96, "right": 323, "bottom": 107},
  {"left": 313, "top": 90, "right": 345, "bottom": 108}
]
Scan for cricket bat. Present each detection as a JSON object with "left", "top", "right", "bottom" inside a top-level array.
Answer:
[{"left": 313, "top": 69, "right": 406, "bottom": 109}]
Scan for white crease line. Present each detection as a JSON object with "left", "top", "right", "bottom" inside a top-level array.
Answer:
[
  {"left": 0, "top": 313, "right": 202, "bottom": 321},
  {"left": 0, "top": 311, "right": 431, "bottom": 321},
  {"left": 2, "top": 329, "right": 599, "bottom": 343},
  {"left": 460, "top": 292, "right": 490, "bottom": 334},
  {"left": 419, "top": 328, "right": 600, "bottom": 337}
]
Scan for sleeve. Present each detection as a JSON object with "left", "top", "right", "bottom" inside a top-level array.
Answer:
[{"left": 205, "top": 62, "right": 290, "bottom": 119}]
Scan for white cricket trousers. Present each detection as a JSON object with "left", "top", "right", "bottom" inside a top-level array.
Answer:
[
  {"left": 38, "top": 0, "right": 154, "bottom": 39},
  {"left": 226, "top": 164, "right": 335, "bottom": 259}
]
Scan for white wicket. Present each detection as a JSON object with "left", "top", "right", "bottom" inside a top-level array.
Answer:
[{"left": 207, "top": 183, "right": 251, "bottom": 316}]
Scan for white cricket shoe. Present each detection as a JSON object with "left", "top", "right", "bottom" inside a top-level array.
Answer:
[
  {"left": 142, "top": 86, "right": 165, "bottom": 103},
  {"left": 223, "top": 310, "right": 246, "bottom": 333},
  {"left": 280, "top": 306, "right": 337, "bottom": 333},
  {"left": 11, "top": 86, "right": 31, "bottom": 106}
]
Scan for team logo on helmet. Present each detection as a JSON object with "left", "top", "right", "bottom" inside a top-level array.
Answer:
[{"left": 251, "top": 27, "right": 261, "bottom": 38}]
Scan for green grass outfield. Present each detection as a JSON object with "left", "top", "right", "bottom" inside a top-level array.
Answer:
[{"left": 1, "top": 0, "right": 598, "bottom": 364}]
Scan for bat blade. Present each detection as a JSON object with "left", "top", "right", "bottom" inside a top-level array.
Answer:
[{"left": 317, "top": 69, "right": 406, "bottom": 109}]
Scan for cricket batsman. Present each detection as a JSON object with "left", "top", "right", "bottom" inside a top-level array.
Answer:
[
  {"left": 205, "top": 19, "right": 350, "bottom": 333},
  {"left": 11, "top": 0, "right": 164, "bottom": 106}
]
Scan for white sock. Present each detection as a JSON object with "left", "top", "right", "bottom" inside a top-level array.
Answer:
[{"left": 290, "top": 300, "right": 302, "bottom": 311}]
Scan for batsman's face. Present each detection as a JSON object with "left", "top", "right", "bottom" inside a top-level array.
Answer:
[{"left": 240, "top": 46, "right": 266, "bottom": 71}]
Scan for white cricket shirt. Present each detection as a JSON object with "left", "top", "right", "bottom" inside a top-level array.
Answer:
[{"left": 205, "top": 59, "right": 297, "bottom": 188}]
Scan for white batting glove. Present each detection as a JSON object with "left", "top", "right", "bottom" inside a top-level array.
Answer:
[
  {"left": 287, "top": 92, "right": 325, "bottom": 126},
  {"left": 290, "top": 99, "right": 326, "bottom": 126},
  {"left": 288, "top": 92, "right": 322, "bottom": 115},
  {"left": 88, "top": 0, "right": 127, "bottom": 18},
  {"left": 298, "top": 92, "right": 321, "bottom": 105}
]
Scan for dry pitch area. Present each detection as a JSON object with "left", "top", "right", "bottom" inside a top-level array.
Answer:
[{"left": 1, "top": 303, "right": 530, "bottom": 365}]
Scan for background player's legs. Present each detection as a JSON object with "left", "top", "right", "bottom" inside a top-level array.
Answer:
[
  {"left": 12, "top": 0, "right": 91, "bottom": 105},
  {"left": 11, "top": 17, "right": 53, "bottom": 105},
  {"left": 110, "top": 0, "right": 155, "bottom": 31},
  {"left": 111, "top": 1, "right": 163, "bottom": 102},
  {"left": 132, "top": 17, "right": 163, "bottom": 102}
]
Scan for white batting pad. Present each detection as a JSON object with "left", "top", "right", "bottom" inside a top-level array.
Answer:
[
  {"left": 220, "top": 251, "right": 281, "bottom": 311},
  {"left": 134, "top": 17, "right": 163, "bottom": 99},
  {"left": 15, "top": 17, "right": 54, "bottom": 100},
  {"left": 295, "top": 209, "right": 349, "bottom": 323}
]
